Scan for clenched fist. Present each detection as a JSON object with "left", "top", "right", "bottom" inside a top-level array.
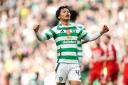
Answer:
[
  {"left": 101, "top": 25, "right": 109, "bottom": 35},
  {"left": 33, "top": 25, "right": 40, "bottom": 32}
]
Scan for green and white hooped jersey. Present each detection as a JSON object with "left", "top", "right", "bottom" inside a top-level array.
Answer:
[{"left": 42, "top": 22, "right": 87, "bottom": 64}]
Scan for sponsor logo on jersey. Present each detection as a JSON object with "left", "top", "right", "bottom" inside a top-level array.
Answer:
[{"left": 63, "top": 40, "right": 77, "bottom": 44}]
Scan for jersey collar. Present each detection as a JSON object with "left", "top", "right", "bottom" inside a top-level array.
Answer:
[{"left": 57, "top": 22, "right": 76, "bottom": 30}]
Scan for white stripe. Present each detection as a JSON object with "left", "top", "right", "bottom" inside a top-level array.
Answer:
[
  {"left": 57, "top": 44, "right": 77, "bottom": 49},
  {"left": 77, "top": 41, "right": 81, "bottom": 44},
  {"left": 78, "top": 47, "right": 82, "bottom": 50},
  {"left": 57, "top": 52, "right": 77, "bottom": 56},
  {"left": 77, "top": 52, "right": 82, "bottom": 56},
  {"left": 51, "top": 26, "right": 58, "bottom": 35},
  {"left": 57, "top": 59, "right": 79, "bottom": 63},
  {"left": 55, "top": 36, "right": 77, "bottom": 43}
]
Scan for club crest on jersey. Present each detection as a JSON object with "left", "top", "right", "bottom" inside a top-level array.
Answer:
[
  {"left": 59, "top": 77, "right": 63, "bottom": 81},
  {"left": 66, "top": 29, "right": 72, "bottom": 39},
  {"left": 66, "top": 29, "right": 71, "bottom": 35}
]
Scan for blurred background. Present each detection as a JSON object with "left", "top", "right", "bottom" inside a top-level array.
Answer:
[{"left": 0, "top": 0, "right": 128, "bottom": 85}]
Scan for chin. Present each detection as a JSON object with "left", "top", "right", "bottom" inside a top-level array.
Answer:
[
  {"left": 64, "top": 19, "right": 70, "bottom": 21},
  {"left": 64, "top": 17, "right": 70, "bottom": 20}
]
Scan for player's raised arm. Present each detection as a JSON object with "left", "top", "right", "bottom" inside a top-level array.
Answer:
[
  {"left": 33, "top": 25, "right": 47, "bottom": 42},
  {"left": 82, "top": 25, "right": 109, "bottom": 44},
  {"left": 33, "top": 25, "right": 54, "bottom": 42}
]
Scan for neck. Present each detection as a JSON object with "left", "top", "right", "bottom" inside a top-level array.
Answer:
[{"left": 60, "top": 20, "right": 69, "bottom": 26}]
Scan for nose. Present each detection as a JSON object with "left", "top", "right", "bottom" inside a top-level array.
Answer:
[{"left": 67, "top": 12, "right": 70, "bottom": 15}]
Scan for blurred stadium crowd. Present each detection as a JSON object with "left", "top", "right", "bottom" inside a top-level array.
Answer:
[{"left": 0, "top": 0, "right": 128, "bottom": 85}]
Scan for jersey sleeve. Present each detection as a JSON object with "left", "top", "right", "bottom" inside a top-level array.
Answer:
[
  {"left": 78, "top": 27, "right": 88, "bottom": 39},
  {"left": 76, "top": 24, "right": 85, "bottom": 30},
  {"left": 44, "top": 28, "right": 56, "bottom": 40},
  {"left": 35, "top": 28, "right": 56, "bottom": 42},
  {"left": 77, "top": 24, "right": 102, "bottom": 41}
]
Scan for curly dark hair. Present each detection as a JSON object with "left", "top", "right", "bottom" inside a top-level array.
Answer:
[{"left": 56, "top": 5, "right": 70, "bottom": 20}]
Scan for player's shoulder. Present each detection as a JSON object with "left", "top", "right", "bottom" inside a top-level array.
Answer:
[
  {"left": 75, "top": 23, "right": 86, "bottom": 30},
  {"left": 50, "top": 26, "right": 58, "bottom": 31}
]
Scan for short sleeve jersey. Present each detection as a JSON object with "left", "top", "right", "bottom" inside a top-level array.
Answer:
[{"left": 42, "top": 22, "right": 87, "bottom": 63}]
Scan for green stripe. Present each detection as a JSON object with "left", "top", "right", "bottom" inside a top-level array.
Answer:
[
  {"left": 57, "top": 48, "right": 77, "bottom": 53},
  {"left": 77, "top": 50, "right": 82, "bottom": 52},
  {"left": 55, "top": 63, "right": 60, "bottom": 72},
  {"left": 56, "top": 33, "right": 66, "bottom": 38},
  {"left": 49, "top": 29, "right": 56, "bottom": 38},
  {"left": 78, "top": 44, "right": 82, "bottom": 47},
  {"left": 45, "top": 33, "right": 50, "bottom": 39},
  {"left": 56, "top": 41, "right": 63, "bottom": 46},
  {"left": 57, "top": 56, "right": 78, "bottom": 59},
  {"left": 81, "top": 32, "right": 87, "bottom": 39},
  {"left": 78, "top": 56, "right": 83, "bottom": 58},
  {"left": 78, "top": 30, "right": 83, "bottom": 36}
]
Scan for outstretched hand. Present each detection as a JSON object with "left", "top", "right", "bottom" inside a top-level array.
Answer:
[
  {"left": 33, "top": 25, "right": 40, "bottom": 32},
  {"left": 101, "top": 25, "right": 109, "bottom": 35}
]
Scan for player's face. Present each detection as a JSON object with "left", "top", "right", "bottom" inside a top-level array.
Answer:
[
  {"left": 58, "top": 8, "right": 71, "bottom": 21},
  {"left": 103, "top": 36, "right": 110, "bottom": 45}
]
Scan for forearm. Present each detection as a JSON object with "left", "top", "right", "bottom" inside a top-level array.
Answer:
[
  {"left": 81, "top": 40, "right": 88, "bottom": 44},
  {"left": 83, "top": 31, "right": 101, "bottom": 42},
  {"left": 35, "top": 32, "right": 47, "bottom": 42}
]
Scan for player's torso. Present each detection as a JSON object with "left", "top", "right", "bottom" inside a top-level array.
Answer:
[
  {"left": 53, "top": 26, "right": 82, "bottom": 63},
  {"left": 105, "top": 44, "right": 117, "bottom": 65},
  {"left": 91, "top": 48, "right": 104, "bottom": 70}
]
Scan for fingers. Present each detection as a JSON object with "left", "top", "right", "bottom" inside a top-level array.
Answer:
[
  {"left": 34, "top": 25, "right": 40, "bottom": 32},
  {"left": 103, "top": 25, "right": 108, "bottom": 29},
  {"left": 101, "top": 25, "right": 109, "bottom": 35},
  {"left": 103, "top": 25, "right": 107, "bottom": 27},
  {"left": 103, "top": 25, "right": 109, "bottom": 32}
]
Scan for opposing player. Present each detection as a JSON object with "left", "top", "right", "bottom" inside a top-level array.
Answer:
[
  {"left": 33, "top": 5, "right": 109, "bottom": 85},
  {"left": 101, "top": 35, "right": 119, "bottom": 85},
  {"left": 87, "top": 39, "right": 105, "bottom": 85}
]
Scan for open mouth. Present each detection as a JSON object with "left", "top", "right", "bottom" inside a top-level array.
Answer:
[
  {"left": 66, "top": 15, "right": 70, "bottom": 18},
  {"left": 66, "top": 15, "right": 69, "bottom": 17}
]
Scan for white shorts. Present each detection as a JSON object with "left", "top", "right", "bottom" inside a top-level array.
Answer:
[{"left": 55, "top": 63, "right": 81, "bottom": 83}]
